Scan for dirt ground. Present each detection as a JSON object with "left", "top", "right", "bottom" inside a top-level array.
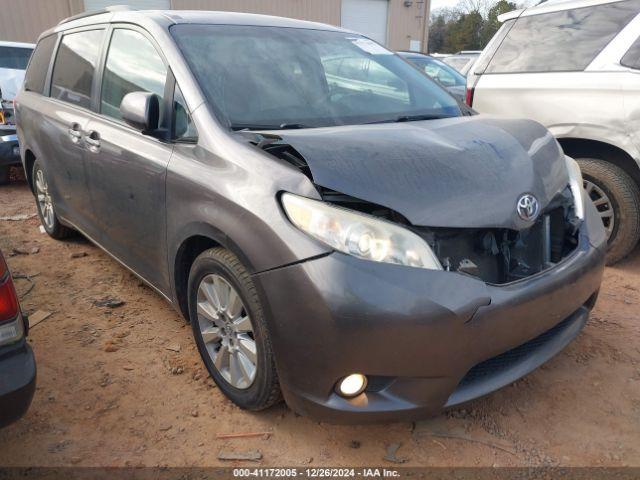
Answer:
[{"left": 0, "top": 170, "right": 639, "bottom": 468}]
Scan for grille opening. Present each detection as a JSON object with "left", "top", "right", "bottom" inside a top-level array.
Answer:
[
  {"left": 456, "top": 301, "right": 590, "bottom": 390},
  {"left": 417, "top": 189, "right": 579, "bottom": 284}
]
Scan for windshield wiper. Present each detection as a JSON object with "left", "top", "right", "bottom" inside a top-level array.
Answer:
[
  {"left": 366, "top": 114, "right": 452, "bottom": 125},
  {"left": 231, "top": 123, "right": 309, "bottom": 131}
]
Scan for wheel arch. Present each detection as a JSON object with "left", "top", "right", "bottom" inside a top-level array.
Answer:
[
  {"left": 557, "top": 138, "right": 640, "bottom": 187},
  {"left": 170, "top": 223, "right": 258, "bottom": 322}
]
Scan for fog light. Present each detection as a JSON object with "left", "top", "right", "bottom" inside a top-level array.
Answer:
[{"left": 337, "top": 374, "right": 367, "bottom": 398}]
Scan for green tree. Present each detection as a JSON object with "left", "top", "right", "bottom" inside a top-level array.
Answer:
[
  {"left": 445, "top": 10, "right": 484, "bottom": 52},
  {"left": 481, "top": 0, "right": 517, "bottom": 45},
  {"left": 428, "top": 14, "right": 447, "bottom": 53},
  {"left": 428, "top": 0, "right": 518, "bottom": 54}
]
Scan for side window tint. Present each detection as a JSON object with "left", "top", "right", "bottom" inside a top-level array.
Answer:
[
  {"left": 486, "top": 0, "right": 640, "bottom": 73},
  {"left": 51, "top": 30, "right": 104, "bottom": 108},
  {"left": 174, "top": 85, "right": 197, "bottom": 141},
  {"left": 101, "top": 29, "right": 167, "bottom": 121},
  {"left": 622, "top": 36, "right": 640, "bottom": 69},
  {"left": 24, "top": 35, "right": 56, "bottom": 94}
]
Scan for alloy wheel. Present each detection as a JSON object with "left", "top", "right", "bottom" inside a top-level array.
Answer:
[
  {"left": 584, "top": 179, "right": 615, "bottom": 240},
  {"left": 35, "top": 167, "right": 55, "bottom": 230},
  {"left": 196, "top": 274, "right": 257, "bottom": 389}
]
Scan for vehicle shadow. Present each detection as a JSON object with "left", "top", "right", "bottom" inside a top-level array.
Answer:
[{"left": 609, "top": 245, "right": 640, "bottom": 273}]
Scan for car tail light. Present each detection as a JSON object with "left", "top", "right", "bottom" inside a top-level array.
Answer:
[
  {"left": 465, "top": 86, "right": 474, "bottom": 107},
  {"left": 0, "top": 254, "right": 19, "bottom": 323}
]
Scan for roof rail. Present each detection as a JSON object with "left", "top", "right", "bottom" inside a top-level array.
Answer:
[{"left": 58, "top": 5, "right": 135, "bottom": 25}]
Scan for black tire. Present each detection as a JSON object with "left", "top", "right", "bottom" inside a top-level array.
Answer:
[
  {"left": 578, "top": 158, "right": 640, "bottom": 265},
  {"left": 32, "top": 160, "right": 75, "bottom": 240},
  {"left": 188, "top": 247, "right": 281, "bottom": 410},
  {"left": 0, "top": 166, "right": 9, "bottom": 185}
]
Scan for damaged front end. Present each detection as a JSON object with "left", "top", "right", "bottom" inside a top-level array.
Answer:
[
  {"left": 415, "top": 189, "right": 580, "bottom": 284},
  {"left": 241, "top": 118, "right": 582, "bottom": 285},
  {"left": 316, "top": 185, "right": 581, "bottom": 285}
]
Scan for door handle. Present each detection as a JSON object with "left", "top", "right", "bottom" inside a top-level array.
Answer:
[
  {"left": 85, "top": 130, "right": 101, "bottom": 153},
  {"left": 68, "top": 123, "right": 82, "bottom": 143}
]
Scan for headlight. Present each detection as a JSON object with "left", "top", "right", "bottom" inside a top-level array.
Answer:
[
  {"left": 281, "top": 193, "right": 442, "bottom": 270},
  {"left": 565, "top": 156, "right": 585, "bottom": 220}
]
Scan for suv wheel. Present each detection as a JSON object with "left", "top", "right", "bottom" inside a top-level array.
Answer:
[
  {"left": 578, "top": 158, "right": 640, "bottom": 265},
  {"left": 188, "top": 247, "right": 281, "bottom": 410},
  {"left": 32, "top": 160, "right": 74, "bottom": 239}
]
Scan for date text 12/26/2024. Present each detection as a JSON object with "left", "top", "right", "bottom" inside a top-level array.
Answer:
[{"left": 233, "top": 469, "right": 401, "bottom": 478}]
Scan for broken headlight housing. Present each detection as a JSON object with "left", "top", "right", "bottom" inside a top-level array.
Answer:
[
  {"left": 281, "top": 193, "right": 442, "bottom": 270},
  {"left": 565, "top": 156, "right": 585, "bottom": 221}
]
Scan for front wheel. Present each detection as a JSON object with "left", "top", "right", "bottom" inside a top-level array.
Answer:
[
  {"left": 32, "top": 160, "right": 74, "bottom": 239},
  {"left": 578, "top": 158, "right": 640, "bottom": 265},
  {"left": 188, "top": 247, "right": 281, "bottom": 410}
]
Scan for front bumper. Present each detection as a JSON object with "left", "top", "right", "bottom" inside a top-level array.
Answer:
[
  {"left": 0, "top": 339, "right": 37, "bottom": 428},
  {"left": 0, "top": 131, "right": 21, "bottom": 167},
  {"left": 255, "top": 200, "right": 606, "bottom": 423}
]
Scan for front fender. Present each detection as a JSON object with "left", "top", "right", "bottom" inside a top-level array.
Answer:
[{"left": 165, "top": 143, "right": 332, "bottom": 305}]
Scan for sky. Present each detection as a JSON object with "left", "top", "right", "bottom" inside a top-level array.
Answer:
[
  {"left": 430, "top": 0, "right": 539, "bottom": 13},
  {"left": 430, "top": 0, "right": 466, "bottom": 10}
]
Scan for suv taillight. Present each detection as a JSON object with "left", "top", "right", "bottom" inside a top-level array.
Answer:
[
  {"left": 465, "top": 86, "right": 474, "bottom": 107},
  {"left": 0, "top": 255, "right": 19, "bottom": 323}
]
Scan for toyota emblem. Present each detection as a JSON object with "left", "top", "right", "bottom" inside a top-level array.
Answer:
[{"left": 517, "top": 194, "right": 540, "bottom": 221}]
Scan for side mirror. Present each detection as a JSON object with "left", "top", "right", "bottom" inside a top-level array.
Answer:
[{"left": 120, "top": 91, "right": 160, "bottom": 133}]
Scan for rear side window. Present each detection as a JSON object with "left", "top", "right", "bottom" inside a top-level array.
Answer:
[
  {"left": 0, "top": 46, "right": 33, "bottom": 70},
  {"left": 485, "top": 0, "right": 640, "bottom": 73},
  {"left": 51, "top": 29, "right": 104, "bottom": 109},
  {"left": 621, "top": 36, "right": 640, "bottom": 69},
  {"left": 24, "top": 36, "right": 55, "bottom": 94},
  {"left": 100, "top": 29, "right": 167, "bottom": 121}
]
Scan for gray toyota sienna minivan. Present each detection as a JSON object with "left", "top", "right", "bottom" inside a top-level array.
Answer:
[{"left": 16, "top": 6, "right": 606, "bottom": 422}]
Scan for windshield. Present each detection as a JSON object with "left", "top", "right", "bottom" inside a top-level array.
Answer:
[
  {"left": 406, "top": 56, "right": 466, "bottom": 87},
  {"left": 0, "top": 46, "right": 33, "bottom": 70},
  {"left": 171, "top": 25, "right": 460, "bottom": 130}
]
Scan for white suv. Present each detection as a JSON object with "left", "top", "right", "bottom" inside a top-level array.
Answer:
[{"left": 469, "top": 0, "right": 640, "bottom": 264}]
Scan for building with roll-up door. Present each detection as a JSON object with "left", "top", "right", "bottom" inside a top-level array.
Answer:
[{"left": 0, "top": 0, "right": 430, "bottom": 52}]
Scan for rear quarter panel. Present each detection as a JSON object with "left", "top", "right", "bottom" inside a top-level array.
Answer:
[{"left": 622, "top": 70, "right": 640, "bottom": 160}]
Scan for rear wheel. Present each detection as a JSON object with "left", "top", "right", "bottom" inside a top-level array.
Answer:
[
  {"left": 188, "top": 247, "right": 281, "bottom": 410},
  {"left": 32, "top": 160, "right": 74, "bottom": 239},
  {"left": 577, "top": 158, "right": 640, "bottom": 265}
]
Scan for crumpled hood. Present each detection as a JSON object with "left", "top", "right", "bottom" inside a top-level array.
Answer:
[
  {"left": 0, "top": 68, "right": 26, "bottom": 101},
  {"left": 273, "top": 115, "right": 568, "bottom": 230}
]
